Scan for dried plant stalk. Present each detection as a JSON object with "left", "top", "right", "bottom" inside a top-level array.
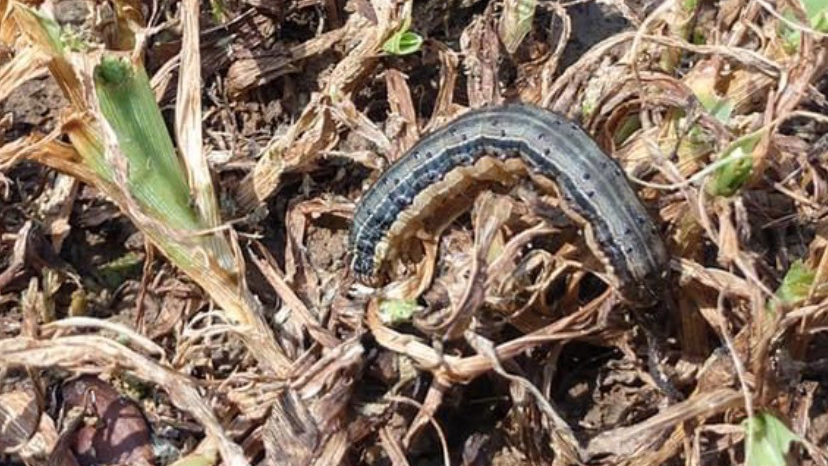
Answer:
[{"left": 7, "top": 4, "right": 291, "bottom": 377}]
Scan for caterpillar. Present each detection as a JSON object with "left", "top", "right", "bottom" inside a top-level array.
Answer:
[{"left": 348, "top": 104, "right": 669, "bottom": 304}]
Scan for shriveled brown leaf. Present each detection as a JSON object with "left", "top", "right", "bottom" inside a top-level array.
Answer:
[
  {"left": 0, "top": 389, "right": 41, "bottom": 453},
  {"left": 385, "top": 68, "right": 419, "bottom": 156},
  {"left": 237, "top": 0, "right": 410, "bottom": 211},
  {"left": 263, "top": 339, "right": 363, "bottom": 466},
  {"left": 460, "top": 8, "right": 502, "bottom": 107},
  {"left": 61, "top": 376, "right": 153, "bottom": 466},
  {"left": 0, "top": 336, "right": 248, "bottom": 466}
]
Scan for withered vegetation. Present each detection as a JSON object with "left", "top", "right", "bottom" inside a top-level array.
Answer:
[{"left": 1, "top": 0, "right": 828, "bottom": 465}]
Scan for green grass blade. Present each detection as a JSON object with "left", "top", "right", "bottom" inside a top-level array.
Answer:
[{"left": 94, "top": 56, "right": 201, "bottom": 232}]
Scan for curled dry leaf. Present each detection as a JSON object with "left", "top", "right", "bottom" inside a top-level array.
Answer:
[
  {"left": 385, "top": 68, "right": 420, "bottom": 156},
  {"left": 0, "top": 389, "right": 41, "bottom": 453},
  {"left": 237, "top": 0, "right": 410, "bottom": 211},
  {"left": 460, "top": 8, "right": 502, "bottom": 107},
  {"left": 415, "top": 192, "right": 511, "bottom": 339},
  {"left": 61, "top": 376, "right": 153, "bottom": 466},
  {"left": 497, "top": 0, "right": 536, "bottom": 54},
  {"left": 263, "top": 339, "right": 363, "bottom": 466},
  {"left": 226, "top": 24, "right": 350, "bottom": 97},
  {"left": 0, "top": 388, "right": 74, "bottom": 466},
  {"left": 585, "top": 388, "right": 743, "bottom": 459}
]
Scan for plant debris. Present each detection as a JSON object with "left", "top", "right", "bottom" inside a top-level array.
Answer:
[{"left": 2, "top": 0, "right": 828, "bottom": 465}]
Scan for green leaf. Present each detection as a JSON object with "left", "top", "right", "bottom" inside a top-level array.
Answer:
[
  {"left": 612, "top": 115, "right": 642, "bottom": 146},
  {"left": 378, "top": 299, "right": 421, "bottom": 325},
  {"left": 15, "top": 4, "right": 67, "bottom": 56},
  {"left": 691, "top": 28, "right": 707, "bottom": 44},
  {"left": 706, "top": 130, "right": 763, "bottom": 197},
  {"left": 709, "top": 98, "right": 734, "bottom": 123},
  {"left": 59, "top": 26, "right": 91, "bottom": 52},
  {"left": 96, "top": 251, "right": 144, "bottom": 289},
  {"left": 96, "top": 56, "right": 132, "bottom": 85},
  {"left": 744, "top": 412, "right": 801, "bottom": 466},
  {"left": 780, "top": 0, "right": 828, "bottom": 52},
  {"left": 693, "top": 87, "right": 733, "bottom": 124},
  {"left": 803, "top": 0, "right": 828, "bottom": 21},
  {"left": 94, "top": 56, "right": 201, "bottom": 232},
  {"left": 382, "top": 30, "right": 424, "bottom": 56},
  {"left": 210, "top": 0, "right": 228, "bottom": 23},
  {"left": 775, "top": 260, "right": 816, "bottom": 304}
]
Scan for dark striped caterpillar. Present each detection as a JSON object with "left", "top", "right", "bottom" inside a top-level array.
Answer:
[{"left": 348, "top": 104, "right": 669, "bottom": 304}]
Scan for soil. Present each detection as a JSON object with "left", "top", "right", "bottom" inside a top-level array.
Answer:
[{"left": 1, "top": 77, "right": 65, "bottom": 139}]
